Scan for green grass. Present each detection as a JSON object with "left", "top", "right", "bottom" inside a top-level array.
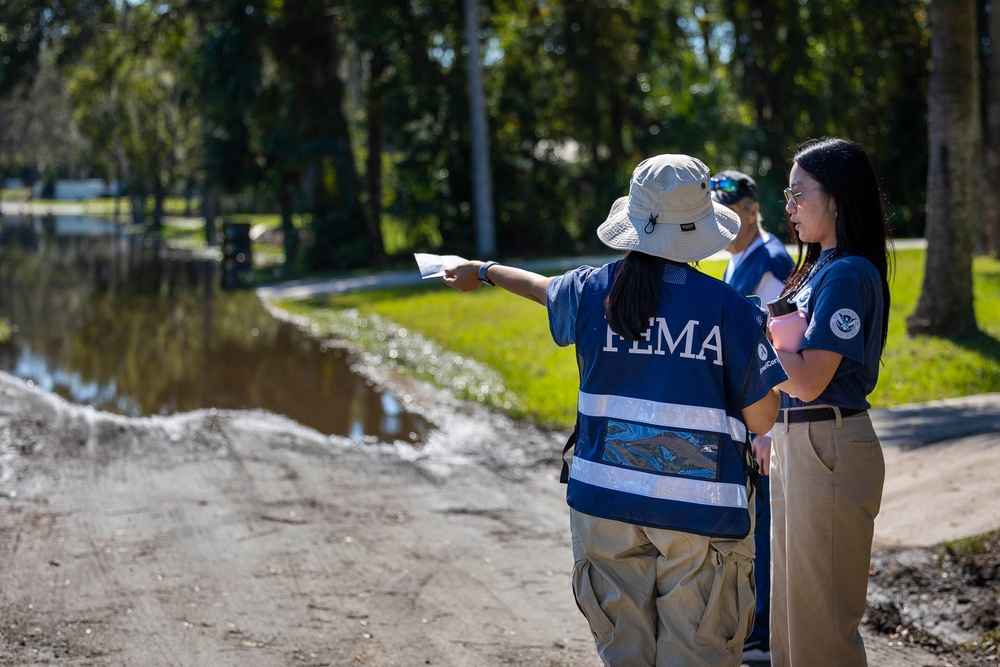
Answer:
[
  {"left": 940, "top": 529, "right": 1000, "bottom": 558},
  {"left": 149, "top": 218, "right": 204, "bottom": 241},
  {"left": 81, "top": 195, "right": 202, "bottom": 216},
  {"left": 0, "top": 187, "right": 32, "bottom": 201},
  {"left": 872, "top": 250, "right": 1000, "bottom": 407},
  {"left": 274, "top": 248, "right": 1000, "bottom": 430}
]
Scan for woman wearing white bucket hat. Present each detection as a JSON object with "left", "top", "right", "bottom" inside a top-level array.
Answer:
[{"left": 443, "top": 153, "right": 786, "bottom": 666}]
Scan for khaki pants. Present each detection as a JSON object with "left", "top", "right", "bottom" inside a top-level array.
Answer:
[
  {"left": 770, "top": 413, "right": 884, "bottom": 667},
  {"left": 570, "top": 506, "right": 755, "bottom": 667}
]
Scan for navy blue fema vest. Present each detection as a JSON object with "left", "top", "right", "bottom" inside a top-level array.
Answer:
[
  {"left": 568, "top": 263, "right": 756, "bottom": 539},
  {"left": 727, "top": 234, "right": 794, "bottom": 297}
]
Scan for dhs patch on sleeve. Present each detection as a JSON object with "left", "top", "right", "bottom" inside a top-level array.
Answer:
[{"left": 830, "top": 308, "right": 861, "bottom": 339}]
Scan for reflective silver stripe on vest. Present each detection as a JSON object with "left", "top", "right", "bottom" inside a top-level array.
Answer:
[
  {"left": 578, "top": 391, "right": 748, "bottom": 443},
  {"left": 570, "top": 457, "right": 749, "bottom": 508}
]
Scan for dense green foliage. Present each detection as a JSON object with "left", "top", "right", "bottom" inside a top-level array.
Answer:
[
  {"left": 0, "top": 1, "right": 938, "bottom": 270},
  {"left": 276, "top": 249, "right": 1000, "bottom": 429}
]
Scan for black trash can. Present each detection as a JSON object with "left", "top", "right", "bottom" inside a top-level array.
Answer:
[{"left": 221, "top": 222, "right": 253, "bottom": 289}]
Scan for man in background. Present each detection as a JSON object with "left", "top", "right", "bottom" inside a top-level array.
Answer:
[{"left": 711, "top": 169, "right": 795, "bottom": 665}]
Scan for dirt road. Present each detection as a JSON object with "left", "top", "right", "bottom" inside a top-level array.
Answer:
[{"left": 1, "top": 370, "right": 997, "bottom": 666}]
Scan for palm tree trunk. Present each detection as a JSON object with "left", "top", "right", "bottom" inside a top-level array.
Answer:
[
  {"left": 985, "top": 0, "right": 1000, "bottom": 256},
  {"left": 907, "top": 0, "right": 980, "bottom": 337}
]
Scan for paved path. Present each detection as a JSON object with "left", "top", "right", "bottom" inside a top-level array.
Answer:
[
  {"left": 870, "top": 392, "right": 1000, "bottom": 549},
  {"left": 870, "top": 392, "right": 1000, "bottom": 449}
]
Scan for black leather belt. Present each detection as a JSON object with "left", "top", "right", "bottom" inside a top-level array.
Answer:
[{"left": 780, "top": 406, "right": 866, "bottom": 423}]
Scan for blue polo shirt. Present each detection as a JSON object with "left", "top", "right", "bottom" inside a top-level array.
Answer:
[{"left": 785, "top": 250, "right": 884, "bottom": 410}]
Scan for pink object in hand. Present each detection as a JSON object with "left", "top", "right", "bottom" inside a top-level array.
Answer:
[{"left": 767, "top": 297, "right": 808, "bottom": 351}]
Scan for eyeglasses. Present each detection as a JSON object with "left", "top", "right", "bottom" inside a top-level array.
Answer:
[
  {"left": 783, "top": 187, "right": 822, "bottom": 207},
  {"left": 710, "top": 176, "right": 751, "bottom": 195}
]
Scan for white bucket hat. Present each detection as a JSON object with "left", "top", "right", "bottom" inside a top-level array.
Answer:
[{"left": 597, "top": 154, "right": 740, "bottom": 263}]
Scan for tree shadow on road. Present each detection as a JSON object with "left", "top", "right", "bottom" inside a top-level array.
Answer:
[{"left": 872, "top": 390, "right": 1000, "bottom": 450}]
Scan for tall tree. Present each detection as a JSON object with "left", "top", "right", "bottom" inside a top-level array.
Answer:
[
  {"left": 0, "top": 54, "right": 91, "bottom": 190},
  {"left": 907, "top": 0, "right": 980, "bottom": 337},
  {"left": 345, "top": 1, "right": 396, "bottom": 263},
  {"left": 275, "top": 0, "right": 375, "bottom": 270},
  {"left": 0, "top": 0, "right": 113, "bottom": 192},
  {"left": 193, "top": 0, "right": 379, "bottom": 270},
  {"left": 484, "top": 0, "right": 733, "bottom": 254},
  {"left": 0, "top": 0, "right": 112, "bottom": 97},
  {"left": 68, "top": 4, "right": 200, "bottom": 228},
  {"left": 357, "top": 1, "right": 480, "bottom": 255},
  {"left": 985, "top": 0, "right": 1000, "bottom": 255},
  {"left": 720, "top": 0, "right": 808, "bottom": 147},
  {"left": 718, "top": 0, "right": 930, "bottom": 239},
  {"left": 463, "top": 0, "right": 496, "bottom": 257}
]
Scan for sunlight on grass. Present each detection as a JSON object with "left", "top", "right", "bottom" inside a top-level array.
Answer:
[
  {"left": 277, "top": 250, "right": 1000, "bottom": 431},
  {"left": 871, "top": 250, "right": 1000, "bottom": 407}
]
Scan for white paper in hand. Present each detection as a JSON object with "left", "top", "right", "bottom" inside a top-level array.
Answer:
[{"left": 414, "top": 253, "right": 468, "bottom": 279}]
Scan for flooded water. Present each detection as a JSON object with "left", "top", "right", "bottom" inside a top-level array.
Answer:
[{"left": 0, "top": 214, "right": 430, "bottom": 444}]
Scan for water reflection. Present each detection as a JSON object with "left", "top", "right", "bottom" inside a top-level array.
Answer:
[{"left": 0, "top": 214, "right": 430, "bottom": 444}]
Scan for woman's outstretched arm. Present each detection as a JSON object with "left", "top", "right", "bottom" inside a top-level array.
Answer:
[{"left": 442, "top": 261, "right": 552, "bottom": 305}]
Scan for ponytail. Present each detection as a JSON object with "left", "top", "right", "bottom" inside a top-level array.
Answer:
[{"left": 604, "top": 252, "right": 668, "bottom": 341}]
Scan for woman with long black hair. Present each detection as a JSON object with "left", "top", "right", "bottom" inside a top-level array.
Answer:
[
  {"left": 768, "top": 137, "right": 893, "bottom": 667},
  {"left": 443, "top": 154, "right": 787, "bottom": 666}
]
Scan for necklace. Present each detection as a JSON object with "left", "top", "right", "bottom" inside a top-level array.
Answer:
[{"left": 785, "top": 249, "right": 840, "bottom": 298}]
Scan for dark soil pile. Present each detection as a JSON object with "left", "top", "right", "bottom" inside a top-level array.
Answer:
[{"left": 866, "top": 531, "right": 1000, "bottom": 666}]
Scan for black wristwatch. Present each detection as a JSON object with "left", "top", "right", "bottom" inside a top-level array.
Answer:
[{"left": 478, "top": 261, "right": 498, "bottom": 286}]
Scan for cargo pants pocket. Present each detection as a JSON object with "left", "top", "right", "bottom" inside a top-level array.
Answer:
[
  {"left": 692, "top": 539, "right": 755, "bottom": 651},
  {"left": 571, "top": 555, "right": 615, "bottom": 646}
]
